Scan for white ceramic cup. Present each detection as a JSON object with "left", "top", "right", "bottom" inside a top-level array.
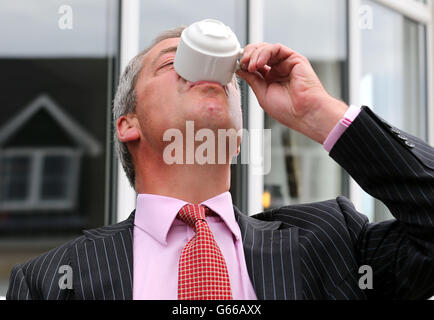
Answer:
[{"left": 174, "top": 19, "right": 244, "bottom": 86}]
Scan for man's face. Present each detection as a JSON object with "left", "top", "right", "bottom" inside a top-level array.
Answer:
[{"left": 134, "top": 37, "right": 242, "bottom": 152}]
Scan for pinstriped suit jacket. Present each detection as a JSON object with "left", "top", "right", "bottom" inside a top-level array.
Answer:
[{"left": 6, "top": 107, "right": 434, "bottom": 300}]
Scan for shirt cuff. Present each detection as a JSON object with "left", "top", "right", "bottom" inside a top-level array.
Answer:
[{"left": 323, "top": 105, "right": 361, "bottom": 153}]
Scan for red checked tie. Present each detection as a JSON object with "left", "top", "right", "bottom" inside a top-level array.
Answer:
[{"left": 177, "top": 204, "right": 233, "bottom": 300}]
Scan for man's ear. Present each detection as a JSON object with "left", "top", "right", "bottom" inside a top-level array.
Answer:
[{"left": 117, "top": 114, "right": 140, "bottom": 143}]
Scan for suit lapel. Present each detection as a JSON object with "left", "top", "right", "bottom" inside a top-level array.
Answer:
[
  {"left": 109, "top": 227, "right": 134, "bottom": 300},
  {"left": 234, "top": 206, "right": 302, "bottom": 300}
]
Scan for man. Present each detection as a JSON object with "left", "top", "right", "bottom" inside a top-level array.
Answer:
[{"left": 7, "top": 27, "right": 434, "bottom": 300}]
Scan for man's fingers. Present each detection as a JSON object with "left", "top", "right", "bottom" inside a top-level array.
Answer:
[
  {"left": 246, "top": 44, "right": 272, "bottom": 72},
  {"left": 265, "top": 44, "right": 296, "bottom": 67},
  {"left": 248, "top": 47, "right": 264, "bottom": 72},
  {"left": 236, "top": 69, "right": 266, "bottom": 99},
  {"left": 241, "top": 43, "right": 266, "bottom": 61},
  {"left": 240, "top": 43, "right": 267, "bottom": 70},
  {"left": 265, "top": 59, "right": 293, "bottom": 79},
  {"left": 255, "top": 43, "right": 286, "bottom": 70},
  {"left": 238, "top": 43, "right": 310, "bottom": 92},
  {"left": 243, "top": 43, "right": 297, "bottom": 74},
  {"left": 257, "top": 65, "right": 271, "bottom": 79}
]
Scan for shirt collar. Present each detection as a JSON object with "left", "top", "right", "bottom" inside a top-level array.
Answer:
[
  {"left": 201, "top": 192, "right": 241, "bottom": 241},
  {"left": 134, "top": 191, "right": 241, "bottom": 245}
]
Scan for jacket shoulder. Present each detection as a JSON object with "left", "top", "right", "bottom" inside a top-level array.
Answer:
[
  {"left": 8, "top": 211, "right": 135, "bottom": 300},
  {"left": 254, "top": 196, "right": 368, "bottom": 245},
  {"left": 8, "top": 235, "right": 86, "bottom": 300},
  {"left": 254, "top": 197, "right": 362, "bottom": 222}
]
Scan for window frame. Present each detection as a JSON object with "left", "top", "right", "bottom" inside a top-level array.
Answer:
[{"left": 0, "top": 147, "right": 81, "bottom": 211}]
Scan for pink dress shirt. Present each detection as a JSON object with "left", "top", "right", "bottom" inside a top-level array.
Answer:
[{"left": 133, "top": 191, "right": 257, "bottom": 300}]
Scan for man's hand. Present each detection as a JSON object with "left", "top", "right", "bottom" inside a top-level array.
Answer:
[{"left": 236, "top": 43, "right": 348, "bottom": 144}]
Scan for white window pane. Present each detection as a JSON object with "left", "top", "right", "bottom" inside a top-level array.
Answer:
[
  {"left": 0, "top": 156, "right": 31, "bottom": 201},
  {"left": 41, "top": 155, "right": 71, "bottom": 201},
  {"left": 0, "top": 0, "right": 118, "bottom": 57},
  {"left": 139, "top": 0, "right": 247, "bottom": 47},
  {"left": 264, "top": 0, "right": 348, "bottom": 208},
  {"left": 361, "top": 0, "right": 427, "bottom": 138},
  {"left": 264, "top": 0, "right": 347, "bottom": 61},
  {"left": 360, "top": 0, "right": 428, "bottom": 222}
]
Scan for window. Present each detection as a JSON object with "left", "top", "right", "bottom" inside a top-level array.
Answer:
[
  {"left": 0, "top": 0, "right": 119, "bottom": 297},
  {"left": 263, "top": 0, "right": 349, "bottom": 208},
  {"left": 0, "top": 149, "right": 80, "bottom": 210},
  {"left": 41, "top": 154, "right": 75, "bottom": 201},
  {"left": 0, "top": 155, "right": 31, "bottom": 202},
  {"left": 361, "top": 0, "right": 427, "bottom": 139},
  {"left": 139, "top": 0, "right": 246, "bottom": 48},
  {"left": 358, "top": 0, "right": 429, "bottom": 222}
]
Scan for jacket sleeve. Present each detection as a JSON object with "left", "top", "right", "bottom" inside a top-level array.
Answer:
[
  {"left": 6, "top": 264, "right": 33, "bottom": 300},
  {"left": 330, "top": 106, "right": 434, "bottom": 299}
]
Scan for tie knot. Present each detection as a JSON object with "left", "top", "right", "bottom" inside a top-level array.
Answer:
[{"left": 177, "top": 204, "right": 208, "bottom": 228}]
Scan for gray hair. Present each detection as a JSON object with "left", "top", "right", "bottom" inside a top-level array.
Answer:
[{"left": 113, "top": 26, "right": 186, "bottom": 189}]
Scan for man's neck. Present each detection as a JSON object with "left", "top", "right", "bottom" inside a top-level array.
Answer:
[{"left": 135, "top": 158, "right": 231, "bottom": 204}]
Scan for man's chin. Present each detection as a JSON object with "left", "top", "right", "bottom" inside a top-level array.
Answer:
[{"left": 195, "top": 108, "right": 235, "bottom": 128}]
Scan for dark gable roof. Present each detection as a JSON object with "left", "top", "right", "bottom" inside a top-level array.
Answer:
[{"left": 0, "top": 94, "right": 102, "bottom": 155}]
